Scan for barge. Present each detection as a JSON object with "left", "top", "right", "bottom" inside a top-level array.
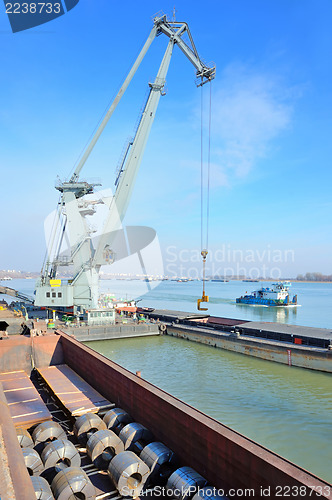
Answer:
[
  {"left": 137, "top": 308, "right": 332, "bottom": 373},
  {"left": 0, "top": 330, "right": 331, "bottom": 499}
]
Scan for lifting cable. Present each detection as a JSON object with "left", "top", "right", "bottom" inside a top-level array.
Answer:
[
  {"left": 41, "top": 195, "right": 62, "bottom": 279},
  {"left": 197, "top": 81, "right": 212, "bottom": 311}
]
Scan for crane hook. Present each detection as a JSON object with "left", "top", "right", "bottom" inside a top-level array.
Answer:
[{"left": 197, "top": 249, "right": 209, "bottom": 311}]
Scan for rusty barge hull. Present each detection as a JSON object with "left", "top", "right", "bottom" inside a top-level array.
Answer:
[
  {"left": 166, "top": 324, "right": 332, "bottom": 372},
  {"left": 0, "top": 332, "right": 331, "bottom": 499}
]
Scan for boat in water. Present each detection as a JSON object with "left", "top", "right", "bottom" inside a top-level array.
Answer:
[{"left": 236, "top": 281, "right": 298, "bottom": 306}]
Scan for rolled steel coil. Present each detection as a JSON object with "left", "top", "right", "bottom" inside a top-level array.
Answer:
[
  {"left": 166, "top": 467, "right": 207, "bottom": 500},
  {"left": 192, "top": 486, "right": 228, "bottom": 500},
  {"left": 30, "top": 476, "right": 54, "bottom": 500},
  {"left": 108, "top": 450, "right": 150, "bottom": 498},
  {"left": 103, "top": 407, "right": 132, "bottom": 433},
  {"left": 86, "top": 429, "right": 124, "bottom": 470},
  {"left": 32, "top": 421, "right": 67, "bottom": 446},
  {"left": 16, "top": 427, "right": 34, "bottom": 448},
  {"left": 140, "top": 441, "right": 177, "bottom": 484},
  {"left": 22, "top": 447, "right": 44, "bottom": 476},
  {"left": 51, "top": 467, "right": 96, "bottom": 500},
  {"left": 119, "top": 422, "right": 153, "bottom": 452},
  {"left": 73, "top": 412, "right": 106, "bottom": 445},
  {"left": 41, "top": 439, "right": 81, "bottom": 471}
]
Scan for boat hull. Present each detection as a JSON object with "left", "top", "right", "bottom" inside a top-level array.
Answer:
[{"left": 236, "top": 297, "right": 295, "bottom": 306}]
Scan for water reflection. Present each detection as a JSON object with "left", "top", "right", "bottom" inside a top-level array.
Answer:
[{"left": 235, "top": 303, "right": 298, "bottom": 323}]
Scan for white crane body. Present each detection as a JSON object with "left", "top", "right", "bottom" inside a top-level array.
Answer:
[{"left": 34, "top": 14, "right": 215, "bottom": 317}]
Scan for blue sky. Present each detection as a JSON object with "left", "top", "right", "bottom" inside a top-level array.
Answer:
[{"left": 1, "top": 0, "right": 331, "bottom": 277}]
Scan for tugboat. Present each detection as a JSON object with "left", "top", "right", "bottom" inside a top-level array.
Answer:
[{"left": 236, "top": 281, "right": 298, "bottom": 306}]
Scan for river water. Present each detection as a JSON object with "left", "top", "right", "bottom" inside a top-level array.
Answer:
[
  {"left": 4, "top": 278, "right": 332, "bottom": 482},
  {"left": 97, "top": 279, "right": 332, "bottom": 483},
  {"left": 101, "top": 279, "right": 332, "bottom": 329}
]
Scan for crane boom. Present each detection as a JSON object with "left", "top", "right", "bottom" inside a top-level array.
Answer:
[
  {"left": 92, "top": 17, "right": 215, "bottom": 266},
  {"left": 158, "top": 21, "right": 215, "bottom": 83},
  {"left": 70, "top": 15, "right": 214, "bottom": 184},
  {"left": 92, "top": 38, "right": 175, "bottom": 266},
  {"left": 69, "top": 25, "right": 158, "bottom": 183}
]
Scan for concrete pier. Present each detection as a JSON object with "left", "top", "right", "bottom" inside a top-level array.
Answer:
[{"left": 62, "top": 322, "right": 160, "bottom": 342}]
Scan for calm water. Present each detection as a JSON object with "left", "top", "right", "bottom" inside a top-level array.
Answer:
[{"left": 4, "top": 279, "right": 332, "bottom": 482}]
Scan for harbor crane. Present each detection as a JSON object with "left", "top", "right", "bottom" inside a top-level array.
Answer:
[{"left": 34, "top": 14, "right": 215, "bottom": 319}]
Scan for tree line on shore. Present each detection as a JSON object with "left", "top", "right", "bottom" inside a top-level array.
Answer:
[{"left": 296, "top": 272, "right": 332, "bottom": 282}]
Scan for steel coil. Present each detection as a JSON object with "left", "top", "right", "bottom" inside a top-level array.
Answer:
[
  {"left": 119, "top": 422, "right": 153, "bottom": 452},
  {"left": 30, "top": 476, "right": 54, "bottom": 500},
  {"left": 16, "top": 427, "right": 34, "bottom": 448},
  {"left": 140, "top": 441, "right": 177, "bottom": 485},
  {"left": 73, "top": 412, "right": 106, "bottom": 445},
  {"left": 86, "top": 429, "right": 124, "bottom": 470},
  {"left": 103, "top": 407, "right": 132, "bottom": 432},
  {"left": 51, "top": 467, "right": 96, "bottom": 500},
  {"left": 108, "top": 450, "right": 150, "bottom": 497},
  {"left": 41, "top": 439, "right": 81, "bottom": 471},
  {"left": 167, "top": 467, "right": 207, "bottom": 500},
  {"left": 192, "top": 486, "right": 228, "bottom": 500},
  {"left": 22, "top": 447, "right": 44, "bottom": 476},
  {"left": 32, "top": 421, "right": 67, "bottom": 446}
]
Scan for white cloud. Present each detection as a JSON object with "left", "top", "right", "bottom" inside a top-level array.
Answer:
[{"left": 210, "top": 63, "right": 293, "bottom": 183}]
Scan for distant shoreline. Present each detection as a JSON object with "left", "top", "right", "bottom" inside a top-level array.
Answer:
[
  {"left": 1, "top": 275, "right": 331, "bottom": 284},
  {"left": 258, "top": 279, "right": 332, "bottom": 284}
]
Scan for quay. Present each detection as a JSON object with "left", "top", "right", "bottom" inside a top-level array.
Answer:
[
  {"left": 0, "top": 312, "right": 160, "bottom": 343},
  {"left": 62, "top": 322, "right": 160, "bottom": 342}
]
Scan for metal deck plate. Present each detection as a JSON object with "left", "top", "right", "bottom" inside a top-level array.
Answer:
[
  {"left": 38, "top": 364, "right": 114, "bottom": 416},
  {"left": 0, "top": 370, "right": 52, "bottom": 428}
]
